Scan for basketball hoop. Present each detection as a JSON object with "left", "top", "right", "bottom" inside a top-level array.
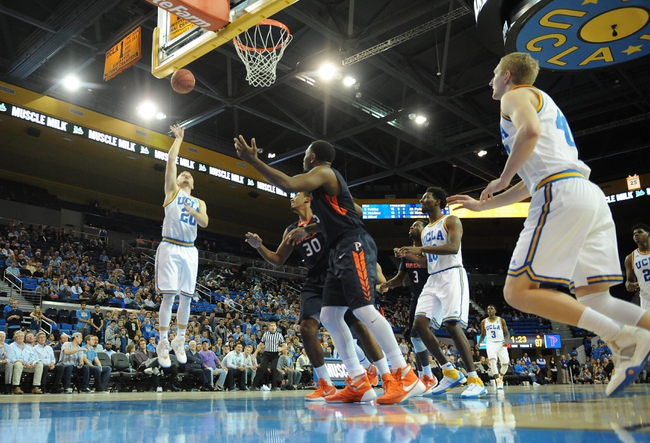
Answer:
[{"left": 233, "top": 19, "right": 292, "bottom": 88}]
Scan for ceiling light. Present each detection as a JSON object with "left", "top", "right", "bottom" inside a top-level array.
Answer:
[
  {"left": 267, "top": 152, "right": 276, "bottom": 159},
  {"left": 137, "top": 102, "right": 157, "bottom": 120},
  {"left": 343, "top": 76, "right": 356, "bottom": 87},
  {"left": 415, "top": 115, "right": 427, "bottom": 125},
  {"left": 63, "top": 75, "right": 80, "bottom": 91},
  {"left": 155, "top": 112, "right": 167, "bottom": 120},
  {"left": 477, "top": 149, "right": 488, "bottom": 157},
  {"left": 318, "top": 63, "right": 337, "bottom": 80}
]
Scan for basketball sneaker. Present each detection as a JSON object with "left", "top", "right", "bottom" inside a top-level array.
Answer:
[
  {"left": 325, "top": 373, "right": 376, "bottom": 403},
  {"left": 171, "top": 335, "right": 187, "bottom": 364},
  {"left": 157, "top": 339, "right": 171, "bottom": 368},
  {"left": 366, "top": 364, "right": 379, "bottom": 386},
  {"left": 420, "top": 374, "right": 438, "bottom": 395},
  {"left": 460, "top": 376, "right": 487, "bottom": 398},
  {"left": 305, "top": 379, "right": 337, "bottom": 402},
  {"left": 495, "top": 378, "right": 504, "bottom": 390},
  {"left": 376, "top": 365, "right": 426, "bottom": 404},
  {"left": 606, "top": 326, "right": 650, "bottom": 396},
  {"left": 380, "top": 372, "right": 394, "bottom": 395},
  {"left": 430, "top": 368, "right": 466, "bottom": 395}
]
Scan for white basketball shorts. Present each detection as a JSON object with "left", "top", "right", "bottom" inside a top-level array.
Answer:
[
  {"left": 155, "top": 241, "right": 198, "bottom": 298},
  {"left": 486, "top": 341, "right": 510, "bottom": 365},
  {"left": 508, "top": 177, "right": 623, "bottom": 291},
  {"left": 415, "top": 266, "right": 469, "bottom": 330}
]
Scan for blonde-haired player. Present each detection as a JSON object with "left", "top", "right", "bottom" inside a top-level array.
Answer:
[
  {"left": 477, "top": 305, "right": 510, "bottom": 389},
  {"left": 155, "top": 124, "right": 209, "bottom": 368},
  {"left": 448, "top": 52, "right": 650, "bottom": 396}
]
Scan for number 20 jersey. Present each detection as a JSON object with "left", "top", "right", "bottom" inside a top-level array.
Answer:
[
  {"left": 499, "top": 85, "right": 590, "bottom": 194},
  {"left": 162, "top": 188, "right": 200, "bottom": 244}
]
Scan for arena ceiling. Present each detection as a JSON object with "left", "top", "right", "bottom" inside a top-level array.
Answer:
[{"left": 0, "top": 0, "right": 649, "bottom": 238}]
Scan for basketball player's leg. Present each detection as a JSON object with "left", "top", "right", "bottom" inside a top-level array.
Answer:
[
  {"left": 300, "top": 280, "right": 337, "bottom": 401},
  {"left": 155, "top": 243, "right": 179, "bottom": 368},
  {"left": 505, "top": 275, "right": 650, "bottom": 395},
  {"left": 345, "top": 311, "right": 387, "bottom": 385}
]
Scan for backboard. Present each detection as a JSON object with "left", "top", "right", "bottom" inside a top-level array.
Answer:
[{"left": 151, "top": 0, "right": 298, "bottom": 79}]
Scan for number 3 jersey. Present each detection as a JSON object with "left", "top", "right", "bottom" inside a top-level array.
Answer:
[
  {"left": 162, "top": 187, "right": 201, "bottom": 245},
  {"left": 499, "top": 85, "right": 590, "bottom": 195},
  {"left": 286, "top": 214, "right": 328, "bottom": 278}
]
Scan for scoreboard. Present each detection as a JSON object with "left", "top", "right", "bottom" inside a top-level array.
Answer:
[{"left": 476, "top": 334, "right": 562, "bottom": 350}]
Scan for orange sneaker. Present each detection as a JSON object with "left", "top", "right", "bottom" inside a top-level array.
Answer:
[
  {"left": 305, "top": 378, "right": 337, "bottom": 402},
  {"left": 421, "top": 374, "right": 438, "bottom": 395},
  {"left": 366, "top": 364, "right": 379, "bottom": 386},
  {"left": 377, "top": 365, "right": 426, "bottom": 405},
  {"left": 325, "top": 373, "right": 377, "bottom": 403},
  {"left": 381, "top": 372, "right": 394, "bottom": 395}
]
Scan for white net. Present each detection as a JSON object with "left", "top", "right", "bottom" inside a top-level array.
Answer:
[{"left": 233, "top": 20, "right": 293, "bottom": 88}]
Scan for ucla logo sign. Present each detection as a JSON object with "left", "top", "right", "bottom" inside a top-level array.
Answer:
[{"left": 504, "top": 0, "right": 650, "bottom": 71}]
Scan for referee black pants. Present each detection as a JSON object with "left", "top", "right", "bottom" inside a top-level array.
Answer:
[{"left": 253, "top": 351, "right": 280, "bottom": 389}]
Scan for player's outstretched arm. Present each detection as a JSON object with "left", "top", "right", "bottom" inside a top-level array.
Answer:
[
  {"left": 448, "top": 181, "right": 530, "bottom": 212},
  {"left": 234, "top": 136, "right": 336, "bottom": 193},
  {"left": 165, "top": 124, "right": 184, "bottom": 198},
  {"left": 501, "top": 318, "right": 510, "bottom": 346},
  {"left": 245, "top": 231, "right": 293, "bottom": 267}
]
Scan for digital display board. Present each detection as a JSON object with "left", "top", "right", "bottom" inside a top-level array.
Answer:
[
  {"left": 0, "top": 101, "right": 288, "bottom": 198},
  {"left": 362, "top": 202, "right": 529, "bottom": 220},
  {"left": 476, "top": 334, "right": 562, "bottom": 349}
]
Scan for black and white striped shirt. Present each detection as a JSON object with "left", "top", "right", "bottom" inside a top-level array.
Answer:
[{"left": 261, "top": 331, "right": 283, "bottom": 352}]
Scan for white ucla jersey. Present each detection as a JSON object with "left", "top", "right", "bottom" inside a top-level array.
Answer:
[
  {"left": 421, "top": 215, "right": 463, "bottom": 275},
  {"left": 162, "top": 188, "right": 200, "bottom": 245},
  {"left": 632, "top": 249, "right": 650, "bottom": 299},
  {"left": 484, "top": 317, "right": 505, "bottom": 343},
  {"left": 500, "top": 86, "right": 591, "bottom": 194}
]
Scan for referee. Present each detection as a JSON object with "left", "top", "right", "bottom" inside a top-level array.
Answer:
[{"left": 252, "top": 321, "right": 284, "bottom": 390}]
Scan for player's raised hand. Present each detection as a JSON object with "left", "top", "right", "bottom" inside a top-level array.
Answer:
[
  {"left": 245, "top": 232, "right": 262, "bottom": 249},
  {"left": 234, "top": 135, "right": 258, "bottom": 162},
  {"left": 447, "top": 194, "right": 482, "bottom": 212},
  {"left": 170, "top": 124, "right": 184, "bottom": 139}
]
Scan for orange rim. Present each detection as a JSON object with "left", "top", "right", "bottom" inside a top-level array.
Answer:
[{"left": 232, "top": 19, "right": 292, "bottom": 53}]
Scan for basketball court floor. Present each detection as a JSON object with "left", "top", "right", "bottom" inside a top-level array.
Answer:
[{"left": 1, "top": 384, "right": 648, "bottom": 443}]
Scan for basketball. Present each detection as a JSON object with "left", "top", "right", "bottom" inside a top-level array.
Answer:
[{"left": 171, "top": 69, "right": 195, "bottom": 94}]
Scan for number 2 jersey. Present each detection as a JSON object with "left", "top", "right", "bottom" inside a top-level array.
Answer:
[
  {"left": 631, "top": 249, "right": 650, "bottom": 300},
  {"left": 500, "top": 85, "right": 590, "bottom": 195},
  {"left": 162, "top": 187, "right": 201, "bottom": 245},
  {"left": 286, "top": 214, "right": 328, "bottom": 278}
]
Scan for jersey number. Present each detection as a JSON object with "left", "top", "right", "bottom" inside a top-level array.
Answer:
[
  {"left": 180, "top": 209, "right": 197, "bottom": 226},
  {"left": 301, "top": 238, "right": 322, "bottom": 257},
  {"left": 643, "top": 269, "right": 650, "bottom": 282},
  {"left": 490, "top": 330, "right": 497, "bottom": 339},
  {"left": 411, "top": 271, "right": 419, "bottom": 284},
  {"left": 555, "top": 110, "right": 576, "bottom": 147}
]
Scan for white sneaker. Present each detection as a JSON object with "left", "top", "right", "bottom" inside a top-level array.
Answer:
[
  {"left": 144, "top": 368, "right": 153, "bottom": 375},
  {"left": 156, "top": 387, "right": 163, "bottom": 393},
  {"left": 461, "top": 377, "right": 487, "bottom": 398},
  {"left": 171, "top": 336, "right": 187, "bottom": 364},
  {"left": 260, "top": 385, "right": 271, "bottom": 392},
  {"left": 157, "top": 339, "right": 171, "bottom": 368},
  {"left": 496, "top": 379, "right": 504, "bottom": 390},
  {"left": 431, "top": 368, "right": 466, "bottom": 395},
  {"left": 532, "top": 382, "right": 540, "bottom": 387},
  {"left": 606, "top": 326, "right": 650, "bottom": 396}
]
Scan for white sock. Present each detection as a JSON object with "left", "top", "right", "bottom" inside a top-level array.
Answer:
[
  {"left": 442, "top": 362, "right": 454, "bottom": 370},
  {"left": 314, "top": 365, "right": 332, "bottom": 385},
  {"left": 355, "top": 344, "right": 370, "bottom": 369},
  {"left": 421, "top": 365, "right": 432, "bottom": 377},
  {"left": 352, "top": 305, "right": 407, "bottom": 369},
  {"left": 490, "top": 359, "right": 499, "bottom": 376},
  {"left": 321, "top": 306, "right": 365, "bottom": 377},
  {"left": 411, "top": 337, "right": 432, "bottom": 376},
  {"left": 159, "top": 295, "right": 174, "bottom": 335},
  {"left": 579, "top": 291, "right": 646, "bottom": 327},
  {"left": 500, "top": 365, "right": 508, "bottom": 376},
  {"left": 577, "top": 307, "right": 622, "bottom": 341},
  {"left": 467, "top": 371, "right": 477, "bottom": 378},
  {"left": 177, "top": 295, "right": 192, "bottom": 327},
  {"left": 374, "top": 357, "right": 390, "bottom": 376}
]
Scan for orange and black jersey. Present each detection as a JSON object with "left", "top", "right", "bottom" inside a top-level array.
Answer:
[
  {"left": 309, "top": 169, "right": 364, "bottom": 247},
  {"left": 286, "top": 215, "right": 328, "bottom": 277},
  {"left": 398, "top": 257, "right": 428, "bottom": 298}
]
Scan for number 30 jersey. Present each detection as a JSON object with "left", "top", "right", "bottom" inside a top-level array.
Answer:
[
  {"left": 162, "top": 187, "right": 200, "bottom": 245},
  {"left": 499, "top": 85, "right": 590, "bottom": 195},
  {"left": 287, "top": 214, "right": 328, "bottom": 278}
]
